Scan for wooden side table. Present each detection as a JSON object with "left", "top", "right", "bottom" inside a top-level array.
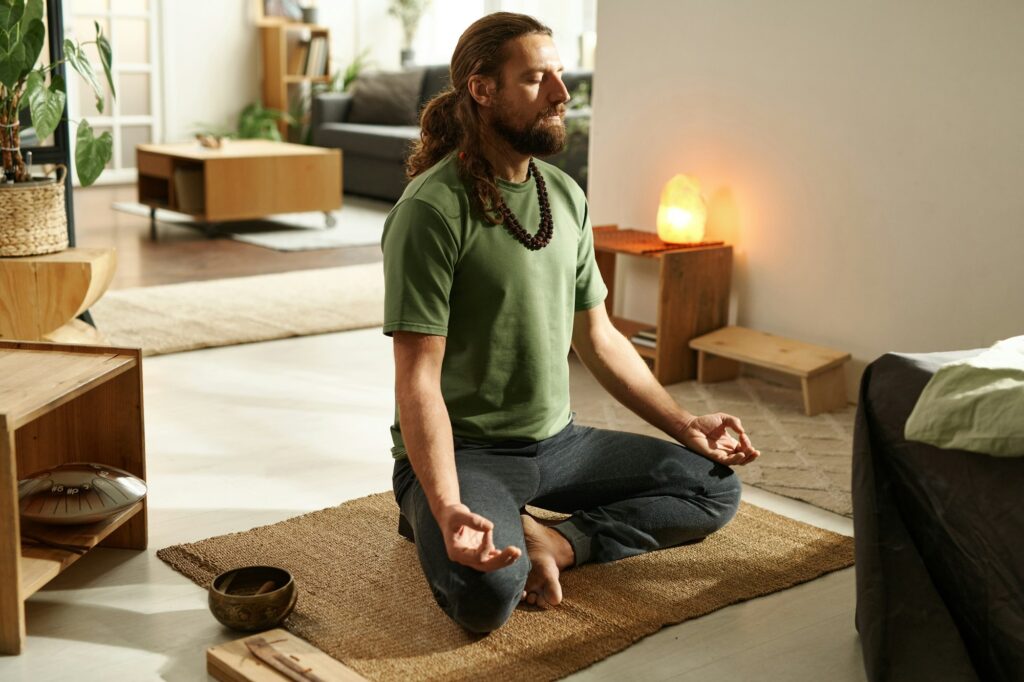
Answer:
[
  {"left": 0, "top": 341, "right": 147, "bottom": 654},
  {"left": 136, "top": 140, "right": 342, "bottom": 240},
  {"left": 592, "top": 226, "right": 732, "bottom": 384},
  {"left": 0, "top": 247, "right": 116, "bottom": 344}
]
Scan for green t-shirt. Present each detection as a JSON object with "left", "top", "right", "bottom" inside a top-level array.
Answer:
[{"left": 381, "top": 153, "right": 607, "bottom": 459}]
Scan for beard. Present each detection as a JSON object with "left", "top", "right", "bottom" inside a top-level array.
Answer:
[{"left": 491, "top": 104, "right": 567, "bottom": 157}]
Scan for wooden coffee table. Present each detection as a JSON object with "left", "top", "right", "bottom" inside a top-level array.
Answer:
[{"left": 136, "top": 140, "right": 342, "bottom": 240}]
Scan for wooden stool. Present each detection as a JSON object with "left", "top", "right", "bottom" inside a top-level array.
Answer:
[
  {"left": 0, "top": 247, "right": 115, "bottom": 344},
  {"left": 689, "top": 326, "right": 851, "bottom": 416}
]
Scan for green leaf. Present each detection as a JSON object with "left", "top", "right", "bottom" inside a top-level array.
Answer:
[
  {"left": 19, "top": 69, "right": 38, "bottom": 108},
  {"left": 0, "top": 41, "right": 26, "bottom": 88},
  {"left": 17, "top": 16, "right": 43, "bottom": 79},
  {"left": 64, "top": 38, "right": 105, "bottom": 114},
  {"left": 20, "top": 0, "right": 41, "bottom": 25},
  {"left": 94, "top": 21, "right": 115, "bottom": 100},
  {"left": 75, "top": 120, "right": 112, "bottom": 186},
  {"left": 27, "top": 72, "right": 66, "bottom": 141},
  {"left": 0, "top": 1, "right": 26, "bottom": 31}
]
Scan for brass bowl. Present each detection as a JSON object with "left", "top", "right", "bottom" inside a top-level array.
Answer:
[{"left": 208, "top": 566, "right": 297, "bottom": 632}]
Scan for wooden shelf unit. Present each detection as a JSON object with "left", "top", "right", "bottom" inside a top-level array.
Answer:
[
  {"left": 260, "top": 22, "right": 331, "bottom": 137},
  {"left": 0, "top": 341, "right": 147, "bottom": 655},
  {"left": 593, "top": 226, "right": 733, "bottom": 384}
]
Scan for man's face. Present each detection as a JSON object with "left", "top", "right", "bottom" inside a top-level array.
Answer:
[{"left": 488, "top": 34, "right": 570, "bottom": 157}]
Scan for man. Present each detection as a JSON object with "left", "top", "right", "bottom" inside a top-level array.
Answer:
[{"left": 382, "top": 12, "right": 760, "bottom": 634}]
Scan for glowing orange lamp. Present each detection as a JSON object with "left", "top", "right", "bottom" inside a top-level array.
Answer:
[{"left": 656, "top": 174, "right": 707, "bottom": 244}]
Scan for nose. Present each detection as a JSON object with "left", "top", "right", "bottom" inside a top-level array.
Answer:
[{"left": 551, "top": 74, "right": 571, "bottom": 106}]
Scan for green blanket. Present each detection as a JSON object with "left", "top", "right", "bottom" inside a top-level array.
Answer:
[{"left": 905, "top": 336, "right": 1024, "bottom": 457}]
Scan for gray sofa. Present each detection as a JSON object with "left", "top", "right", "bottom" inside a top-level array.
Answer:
[{"left": 312, "top": 65, "right": 592, "bottom": 202}]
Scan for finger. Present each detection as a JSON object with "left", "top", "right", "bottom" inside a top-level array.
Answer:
[
  {"left": 713, "top": 449, "right": 746, "bottom": 465},
  {"left": 476, "top": 528, "right": 496, "bottom": 561},
  {"left": 723, "top": 415, "right": 751, "bottom": 444},
  {"left": 477, "top": 546, "right": 522, "bottom": 572},
  {"left": 462, "top": 513, "right": 494, "bottom": 533}
]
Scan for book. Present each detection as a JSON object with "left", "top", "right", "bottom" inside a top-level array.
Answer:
[
  {"left": 631, "top": 335, "right": 657, "bottom": 348},
  {"left": 289, "top": 42, "right": 308, "bottom": 76},
  {"left": 635, "top": 328, "right": 657, "bottom": 341}
]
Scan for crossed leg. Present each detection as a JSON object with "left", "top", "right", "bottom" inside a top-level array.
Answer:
[{"left": 394, "top": 422, "right": 742, "bottom": 633}]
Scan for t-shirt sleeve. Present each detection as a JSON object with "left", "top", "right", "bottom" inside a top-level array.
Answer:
[
  {"left": 574, "top": 203, "right": 609, "bottom": 311},
  {"left": 381, "top": 198, "right": 459, "bottom": 337}
]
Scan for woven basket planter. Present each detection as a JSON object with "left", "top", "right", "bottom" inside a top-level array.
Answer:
[{"left": 0, "top": 166, "right": 69, "bottom": 257}]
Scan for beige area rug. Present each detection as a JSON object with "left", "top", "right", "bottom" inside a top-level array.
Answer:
[
  {"left": 89, "top": 264, "right": 385, "bottom": 356},
  {"left": 158, "top": 492, "right": 854, "bottom": 681},
  {"left": 570, "top": 363, "right": 857, "bottom": 517}
]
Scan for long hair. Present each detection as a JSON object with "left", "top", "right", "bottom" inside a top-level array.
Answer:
[{"left": 406, "top": 12, "right": 552, "bottom": 224}]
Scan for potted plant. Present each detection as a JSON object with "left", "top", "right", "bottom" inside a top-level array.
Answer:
[
  {"left": 0, "top": 0, "right": 115, "bottom": 256},
  {"left": 388, "top": 0, "right": 431, "bottom": 67}
]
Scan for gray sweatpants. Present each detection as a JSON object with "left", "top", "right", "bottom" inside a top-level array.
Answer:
[{"left": 392, "top": 415, "right": 742, "bottom": 633}]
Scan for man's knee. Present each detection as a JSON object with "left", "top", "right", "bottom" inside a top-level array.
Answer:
[
  {"left": 707, "top": 469, "right": 742, "bottom": 530},
  {"left": 663, "top": 453, "right": 742, "bottom": 534},
  {"left": 444, "top": 563, "right": 528, "bottom": 634}
]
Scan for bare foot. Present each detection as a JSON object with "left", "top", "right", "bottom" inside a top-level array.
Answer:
[{"left": 520, "top": 514, "right": 575, "bottom": 609}]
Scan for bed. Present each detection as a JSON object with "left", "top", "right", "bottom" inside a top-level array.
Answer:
[{"left": 853, "top": 350, "right": 1024, "bottom": 682}]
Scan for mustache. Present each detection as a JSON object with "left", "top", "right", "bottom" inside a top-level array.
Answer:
[{"left": 539, "top": 106, "right": 567, "bottom": 120}]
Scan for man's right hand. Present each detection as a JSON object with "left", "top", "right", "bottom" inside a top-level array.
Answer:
[{"left": 437, "top": 503, "right": 522, "bottom": 572}]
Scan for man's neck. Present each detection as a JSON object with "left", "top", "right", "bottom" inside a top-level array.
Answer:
[{"left": 480, "top": 133, "right": 531, "bottom": 183}]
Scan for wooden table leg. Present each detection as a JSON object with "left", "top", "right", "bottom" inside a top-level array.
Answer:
[
  {"left": 696, "top": 351, "right": 742, "bottom": 383},
  {"left": 801, "top": 366, "right": 848, "bottom": 416},
  {"left": 150, "top": 206, "right": 157, "bottom": 241},
  {"left": 0, "top": 431, "right": 26, "bottom": 655}
]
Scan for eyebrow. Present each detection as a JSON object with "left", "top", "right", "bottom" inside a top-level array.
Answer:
[{"left": 519, "top": 66, "right": 565, "bottom": 77}]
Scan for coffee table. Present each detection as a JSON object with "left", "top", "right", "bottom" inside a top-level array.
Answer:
[{"left": 136, "top": 140, "right": 342, "bottom": 240}]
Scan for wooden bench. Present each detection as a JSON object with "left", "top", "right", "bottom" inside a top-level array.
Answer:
[{"left": 689, "top": 326, "right": 851, "bottom": 416}]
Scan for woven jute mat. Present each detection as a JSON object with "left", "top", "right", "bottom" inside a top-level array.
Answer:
[{"left": 158, "top": 492, "right": 853, "bottom": 681}]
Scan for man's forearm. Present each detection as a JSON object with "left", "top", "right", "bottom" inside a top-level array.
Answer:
[
  {"left": 574, "top": 328, "right": 695, "bottom": 441},
  {"left": 398, "top": 387, "right": 460, "bottom": 521}
]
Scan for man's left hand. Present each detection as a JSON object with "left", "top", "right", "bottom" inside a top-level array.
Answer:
[{"left": 679, "top": 413, "right": 760, "bottom": 466}]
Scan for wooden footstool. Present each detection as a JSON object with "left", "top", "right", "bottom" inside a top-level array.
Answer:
[{"left": 689, "top": 326, "right": 851, "bottom": 416}]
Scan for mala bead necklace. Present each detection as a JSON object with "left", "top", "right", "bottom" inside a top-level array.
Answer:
[{"left": 497, "top": 160, "right": 553, "bottom": 251}]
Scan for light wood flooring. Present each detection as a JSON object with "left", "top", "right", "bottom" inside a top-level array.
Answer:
[
  {"left": 72, "top": 184, "right": 383, "bottom": 290},
  {"left": 0, "top": 186, "right": 868, "bottom": 680}
]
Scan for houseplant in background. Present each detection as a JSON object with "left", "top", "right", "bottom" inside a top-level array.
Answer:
[
  {"left": 0, "top": 0, "right": 116, "bottom": 256},
  {"left": 388, "top": 0, "right": 431, "bottom": 67}
]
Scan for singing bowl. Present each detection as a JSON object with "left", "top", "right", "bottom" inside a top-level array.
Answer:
[{"left": 208, "top": 565, "right": 297, "bottom": 632}]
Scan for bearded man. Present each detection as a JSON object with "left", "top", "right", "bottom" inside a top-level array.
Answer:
[{"left": 382, "top": 12, "right": 760, "bottom": 634}]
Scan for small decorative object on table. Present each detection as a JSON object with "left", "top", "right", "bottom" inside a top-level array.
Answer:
[
  {"left": 195, "top": 134, "right": 227, "bottom": 149},
  {"left": 656, "top": 174, "right": 708, "bottom": 245}
]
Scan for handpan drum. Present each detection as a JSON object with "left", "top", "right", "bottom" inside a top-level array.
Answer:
[{"left": 18, "top": 463, "right": 148, "bottom": 525}]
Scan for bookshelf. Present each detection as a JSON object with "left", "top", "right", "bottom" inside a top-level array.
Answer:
[{"left": 259, "top": 22, "right": 332, "bottom": 137}]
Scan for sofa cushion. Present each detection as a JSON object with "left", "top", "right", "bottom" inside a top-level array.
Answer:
[
  {"left": 419, "top": 64, "right": 451, "bottom": 110},
  {"left": 317, "top": 123, "right": 420, "bottom": 160},
  {"left": 348, "top": 69, "right": 425, "bottom": 126}
]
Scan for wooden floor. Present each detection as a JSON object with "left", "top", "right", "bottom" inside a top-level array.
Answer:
[{"left": 73, "top": 184, "right": 384, "bottom": 290}]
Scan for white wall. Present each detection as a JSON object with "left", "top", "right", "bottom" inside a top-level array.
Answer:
[
  {"left": 159, "top": 0, "right": 258, "bottom": 142},
  {"left": 590, "top": 0, "right": 1024, "bottom": 389}
]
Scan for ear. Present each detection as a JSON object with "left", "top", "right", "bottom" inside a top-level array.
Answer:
[{"left": 467, "top": 74, "right": 498, "bottom": 108}]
